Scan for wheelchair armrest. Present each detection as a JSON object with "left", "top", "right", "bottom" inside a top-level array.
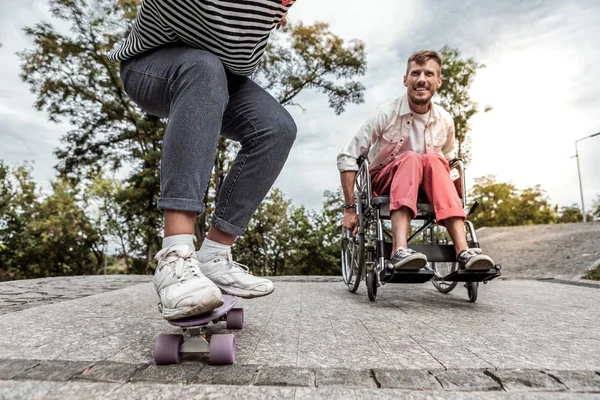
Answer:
[
  {"left": 448, "top": 158, "right": 462, "bottom": 169},
  {"left": 448, "top": 158, "right": 466, "bottom": 203}
]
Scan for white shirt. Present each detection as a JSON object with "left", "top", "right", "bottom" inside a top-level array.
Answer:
[
  {"left": 337, "top": 94, "right": 456, "bottom": 173},
  {"left": 401, "top": 110, "right": 428, "bottom": 156}
]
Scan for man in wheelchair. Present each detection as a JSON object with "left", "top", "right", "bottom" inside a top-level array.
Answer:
[{"left": 337, "top": 50, "right": 495, "bottom": 272}]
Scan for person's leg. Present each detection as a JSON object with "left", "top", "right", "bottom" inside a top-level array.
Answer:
[
  {"left": 197, "top": 73, "right": 297, "bottom": 297},
  {"left": 371, "top": 151, "right": 427, "bottom": 269},
  {"left": 390, "top": 207, "right": 412, "bottom": 252},
  {"left": 420, "top": 153, "right": 494, "bottom": 270},
  {"left": 120, "top": 46, "right": 230, "bottom": 319}
]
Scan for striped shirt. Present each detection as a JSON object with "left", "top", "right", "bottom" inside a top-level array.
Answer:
[{"left": 108, "top": 0, "right": 295, "bottom": 75}]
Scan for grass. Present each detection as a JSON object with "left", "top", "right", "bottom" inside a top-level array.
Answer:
[{"left": 583, "top": 262, "right": 600, "bottom": 281}]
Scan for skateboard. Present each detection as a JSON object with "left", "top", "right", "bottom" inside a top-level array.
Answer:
[{"left": 154, "top": 295, "right": 243, "bottom": 365}]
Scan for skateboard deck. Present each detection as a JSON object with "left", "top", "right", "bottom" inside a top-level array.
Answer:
[{"left": 168, "top": 294, "right": 237, "bottom": 327}]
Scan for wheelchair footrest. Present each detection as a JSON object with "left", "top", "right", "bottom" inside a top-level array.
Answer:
[
  {"left": 381, "top": 269, "right": 434, "bottom": 284},
  {"left": 442, "top": 267, "right": 501, "bottom": 282}
]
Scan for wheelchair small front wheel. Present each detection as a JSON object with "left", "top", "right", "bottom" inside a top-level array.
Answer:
[
  {"left": 466, "top": 281, "right": 478, "bottom": 302},
  {"left": 366, "top": 269, "right": 378, "bottom": 301},
  {"left": 341, "top": 228, "right": 365, "bottom": 293},
  {"left": 431, "top": 262, "right": 459, "bottom": 294}
]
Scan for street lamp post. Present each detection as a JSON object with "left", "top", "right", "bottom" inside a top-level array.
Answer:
[{"left": 574, "top": 132, "right": 600, "bottom": 223}]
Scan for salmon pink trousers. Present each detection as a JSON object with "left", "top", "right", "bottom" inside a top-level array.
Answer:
[{"left": 370, "top": 151, "right": 466, "bottom": 225}]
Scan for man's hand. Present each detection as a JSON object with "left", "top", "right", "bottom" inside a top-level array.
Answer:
[
  {"left": 276, "top": 12, "right": 288, "bottom": 30},
  {"left": 342, "top": 209, "right": 359, "bottom": 237}
]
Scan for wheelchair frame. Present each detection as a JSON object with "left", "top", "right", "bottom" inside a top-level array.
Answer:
[{"left": 341, "top": 156, "right": 501, "bottom": 302}]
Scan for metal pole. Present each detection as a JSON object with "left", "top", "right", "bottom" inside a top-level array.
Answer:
[
  {"left": 574, "top": 141, "right": 586, "bottom": 223},
  {"left": 104, "top": 242, "right": 108, "bottom": 275},
  {"left": 574, "top": 132, "right": 600, "bottom": 223}
]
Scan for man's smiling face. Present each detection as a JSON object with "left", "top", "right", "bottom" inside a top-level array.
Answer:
[{"left": 403, "top": 59, "right": 442, "bottom": 106}]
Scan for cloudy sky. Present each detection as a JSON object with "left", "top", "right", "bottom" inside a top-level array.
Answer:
[{"left": 1, "top": 0, "right": 600, "bottom": 215}]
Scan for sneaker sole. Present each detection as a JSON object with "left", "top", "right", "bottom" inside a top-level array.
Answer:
[
  {"left": 215, "top": 284, "right": 275, "bottom": 299},
  {"left": 161, "top": 293, "right": 224, "bottom": 321},
  {"left": 465, "top": 258, "right": 495, "bottom": 271},
  {"left": 392, "top": 255, "right": 428, "bottom": 270}
]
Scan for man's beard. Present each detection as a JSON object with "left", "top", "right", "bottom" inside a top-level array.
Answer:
[{"left": 409, "top": 89, "right": 432, "bottom": 105}]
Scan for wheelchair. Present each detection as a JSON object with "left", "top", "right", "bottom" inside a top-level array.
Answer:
[{"left": 341, "top": 156, "right": 501, "bottom": 302}]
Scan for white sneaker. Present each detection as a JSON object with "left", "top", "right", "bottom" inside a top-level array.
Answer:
[
  {"left": 199, "top": 249, "right": 274, "bottom": 298},
  {"left": 152, "top": 243, "right": 224, "bottom": 320}
]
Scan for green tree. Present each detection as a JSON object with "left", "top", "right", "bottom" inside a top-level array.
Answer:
[
  {"left": 233, "top": 188, "right": 343, "bottom": 276},
  {"left": 436, "top": 47, "right": 491, "bottom": 163},
  {"left": 0, "top": 162, "right": 102, "bottom": 281},
  {"left": 233, "top": 189, "right": 292, "bottom": 276},
  {"left": 35, "top": 177, "right": 104, "bottom": 276},
  {"left": 556, "top": 204, "right": 583, "bottom": 223},
  {"left": 18, "top": 0, "right": 165, "bottom": 271},
  {"left": 87, "top": 173, "right": 141, "bottom": 272},
  {"left": 297, "top": 189, "right": 344, "bottom": 275},
  {"left": 0, "top": 162, "right": 39, "bottom": 280},
  {"left": 257, "top": 22, "right": 366, "bottom": 115},
  {"left": 591, "top": 194, "right": 600, "bottom": 221},
  {"left": 19, "top": 1, "right": 367, "bottom": 272},
  {"left": 469, "top": 175, "right": 556, "bottom": 227}
]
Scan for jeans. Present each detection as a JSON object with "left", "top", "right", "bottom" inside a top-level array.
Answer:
[{"left": 119, "top": 46, "right": 297, "bottom": 236}]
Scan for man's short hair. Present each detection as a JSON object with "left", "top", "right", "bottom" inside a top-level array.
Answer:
[{"left": 406, "top": 50, "right": 442, "bottom": 75}]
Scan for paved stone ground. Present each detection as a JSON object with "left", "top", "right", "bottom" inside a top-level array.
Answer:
[
  {"left": 1, "top": 276, "right": 600, "bottom": 399},
  {"left": 0, "top": 275, "right": 151, "bottom": 315},
  {"left": 477, "top": 222, "right": 600, "bottom": 280}
]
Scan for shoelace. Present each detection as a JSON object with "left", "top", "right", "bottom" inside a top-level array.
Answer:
[
  {"left": 220, "top": 249, "right": 251, "bottom": 274},
  {"left": 394, "top": 248, "right": 416, "bottom": 257},
  {"left": 460, "top": 248, "right": 482, "bottom": 259},
  {"left": 156, "top": 244, "right": 204, "bottom": 282},
  {"left": 173, "top": 257, "right": 203, "bottom": 282}
]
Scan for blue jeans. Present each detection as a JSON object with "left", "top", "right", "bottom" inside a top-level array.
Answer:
[{"left": 120, "top": 46, "right": 297, "bottom": 236}]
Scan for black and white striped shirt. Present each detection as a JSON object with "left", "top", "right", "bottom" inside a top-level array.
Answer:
[{"left": 108, "top": 0, "right": 295, "bottom": 75}]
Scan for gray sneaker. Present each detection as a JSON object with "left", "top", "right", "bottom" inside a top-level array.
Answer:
[
  {"left": 457, "top": 248, "right": 494, "bottom": 270},
  {"left": 390, "top": 247, "right": 427, "bottom": 270}
]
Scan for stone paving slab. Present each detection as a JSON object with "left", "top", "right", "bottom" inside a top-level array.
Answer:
[
  {"left": 545, "top": 370, "right": 600, "bottom": 392},
  {"left": 489, "top": 369, "right": 568, "bottom": 392},
  {"left": 1, "top": 276, "right": 600, "bottom": 398},
  {"left": 373, "top": 368, "right": 440, "bottom": 390},
  {"left": 433, "top": 369, "right": 502, "bottom": 391},
  {"left": 13, "top": 360, "right": 93, "bottom": 382},
  {"left": 0, "top": 275, "right": 151, "bottom": 314}
]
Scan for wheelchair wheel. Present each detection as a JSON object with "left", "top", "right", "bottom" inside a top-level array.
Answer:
[
  {"left": 366, "top": 269, "right": 377, "bottom": 301},
  {"left": 341, "top": 228, "right": 365, "bottom": 293},
  {"left": 430, "top": 262, "right": 459, "bottom": 294},
  {"left": 466, "top": 281, "right": 478, "bottom": 302}
]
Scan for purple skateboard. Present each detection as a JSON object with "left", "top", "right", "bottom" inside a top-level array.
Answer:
[{"left": 154, "top": 295, "right": 243, "bottom": 365}]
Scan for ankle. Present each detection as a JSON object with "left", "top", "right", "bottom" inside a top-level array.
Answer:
[
  {"left": 456, "top": 247, "right": 467, "bottom": 257},
  {"left": 207, "top": 226, "right": 237, "bottom": 246}
]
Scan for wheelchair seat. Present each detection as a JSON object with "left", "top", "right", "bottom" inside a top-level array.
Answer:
[{"left": 370, "top": 195, "right": 434, "bottom": 219}]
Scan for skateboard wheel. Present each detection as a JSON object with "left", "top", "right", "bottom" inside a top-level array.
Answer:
[
  {"left": 226, "top": 308, "right": 244, "bottom": 329},
  {"left": 154, "top": 334, "right": 183, "bottom": 365},
  {"left": 210, "top": 334, "right": 236, "bottom": 365}
]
